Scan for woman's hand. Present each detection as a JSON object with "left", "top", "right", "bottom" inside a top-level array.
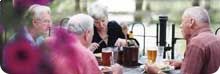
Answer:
[
  {"left": 114, "top": 38, "right": 127, "bottom": 47},
  {"left": 88, "top": 43, "right": 99, "bottom": 52}
]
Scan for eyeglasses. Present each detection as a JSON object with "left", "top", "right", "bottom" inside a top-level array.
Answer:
[
  {"left": 40, "top": 19, "right": 52, "bottom": 24},
  {"left": 35, "top": 18, "right": 52, "bottom": 25}
]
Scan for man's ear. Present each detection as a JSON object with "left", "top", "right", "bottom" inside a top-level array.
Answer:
[
  {"left": 189, "top": 17, "right": 195, "bottom": 29},
  {"left": 32, "top": 19, "right": 38, "bottom": 27},
  {"left": 84, "top": 31, "right": 90, "bottom": 42}
]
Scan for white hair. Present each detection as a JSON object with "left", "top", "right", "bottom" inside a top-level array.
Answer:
[
  {"left": 28, "top": 4, "right": 51, "bottom": 19},
  {"left": 87, "top": 2, "right": 108, "bottom": 20},
  {"left": 183, "top": 7, "right": 210, "bottom": 24},
  {"left": 22, "top": 4, "right": 51, "bottom": 25},
  {"left": 65, "top": 14, "right": 94, "bottom": 35}
]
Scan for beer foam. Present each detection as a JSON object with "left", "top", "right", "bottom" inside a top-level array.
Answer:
[
  {"left": 102, "top": 48, "right": 112, "bottom": 52},
  {"left": 147, "top": 48, "right": 157, "bottom": 51}
]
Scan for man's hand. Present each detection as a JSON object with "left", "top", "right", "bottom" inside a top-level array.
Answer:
[
  {"left": 111, "top": 63, "right": 123, "bottom": 74},
  {"left": 88, "top": 43, "right": 99, "bottom": 52},
  {"left": 114, "top": 38, "right": 127, "bottom": 47},
  {"left": 145, "top": 64, "right": 161, "bottom": 74},
  {"left": 165, "top": 60, "right": 182, "bottom": 69}
]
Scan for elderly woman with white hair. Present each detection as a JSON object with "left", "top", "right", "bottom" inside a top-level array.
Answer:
[{"left": 88, "top": 2, "right": 127, "bottom": 53}]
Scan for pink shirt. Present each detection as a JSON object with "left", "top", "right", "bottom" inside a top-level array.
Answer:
[
  {"left": 181, "top": 28, "right": 220, "bottom": 74},
  {"left": 50, "top": 45, "right": 101, "bottom": 74},
  {"left": 46, "top": 28, "right": 102, "bottom": 74}
]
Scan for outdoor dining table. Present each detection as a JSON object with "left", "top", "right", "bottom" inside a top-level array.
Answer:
[
  {"left": 122, "top": 66, "right": 181, "bottom": 74},
  {"left": 121, "top": 55, "right": 181, "bottom": 74},
  {"left": 96, "top": 53, "right": 181, "bottom": 74}
]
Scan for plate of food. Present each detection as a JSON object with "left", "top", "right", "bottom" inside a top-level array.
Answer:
[{"left": 155, "top": 63, "right": 175, "bottom": 72}]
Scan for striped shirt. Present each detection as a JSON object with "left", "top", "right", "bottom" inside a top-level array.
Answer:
[{"left": 181, "top": 28, "right": 220, "bottom": 74}]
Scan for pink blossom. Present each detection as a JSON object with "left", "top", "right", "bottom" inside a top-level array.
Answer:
[{"left": 3, "top": 38, "right": 41, "bottom": 74}]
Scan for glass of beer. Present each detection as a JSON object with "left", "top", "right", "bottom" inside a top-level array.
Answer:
[
  {"left": 102, "top": 47, "right": 112, "bottom": 66},
  {"left": 111, "top": 47, "right": 118, "bottom": 64},
  {"left": 147, "top": 47, "right": 157, "bottom": 64}
]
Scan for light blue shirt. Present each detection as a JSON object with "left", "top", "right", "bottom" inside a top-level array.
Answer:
[
  {"left": 10, "top": 26, "right": 45, "bottom": 47},
  {"left": 2, "top": 26, "right": 45, "bottom": 68}
]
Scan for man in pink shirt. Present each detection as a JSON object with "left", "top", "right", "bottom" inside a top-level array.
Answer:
[
  {"left": 146, "top": 7, "right": 220, "bottom": 74},
  {"left": 43, "top": 14, "right": 122, "bottom": 74},
  {"left": 44, "top": 27, "right": 101, "bottom": 74}
]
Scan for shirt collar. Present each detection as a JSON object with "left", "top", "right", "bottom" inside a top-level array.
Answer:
[
  {"left": 187, "top": 27, "right": 212, "bottom": 43},
  {"left": 23, "top": 27, "right": 35, "bottom": 44},
  {"left": 23, "top": 27, "right": 44, "bottom": 46}
]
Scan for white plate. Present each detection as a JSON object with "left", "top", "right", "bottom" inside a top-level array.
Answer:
[
  {"left": 140, "top": 63, "right": 175, "bottom": 72},
  {"left": 139, "top": 64, "right": 145, "bottom": 69},
  {"left": 161, "top": 66, "right": 174, "bottom": 72}
]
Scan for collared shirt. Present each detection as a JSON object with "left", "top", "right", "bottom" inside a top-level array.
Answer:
[
  {"left": 50, "top": 45, "right": 102, "bottom": 74},
  {"left": 10, "top": 26, "right": 44, "bottom": 47},
  {"left": 2, "top": 27, "right": 44, "bottom": 67},
  {"left": 181, "top": 28, "right": 220, "bottom": 74},
  {"left": 46, "top": 28, "right": 102, "bottom": 74},
  {"left": 3, "top": 26, "right": 44, "bottom": 74}
]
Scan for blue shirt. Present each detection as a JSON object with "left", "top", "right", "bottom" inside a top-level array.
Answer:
[{"left": 9, "top": 26, "right": 44, "bottom": 47}]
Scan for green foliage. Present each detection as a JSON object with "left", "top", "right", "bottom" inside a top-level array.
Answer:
[
  {"left": 50, "top": 0, "right": 76, "bottom": 23},
  {"left": 0, "top": 0, "right": 22, "bottom": 30}
]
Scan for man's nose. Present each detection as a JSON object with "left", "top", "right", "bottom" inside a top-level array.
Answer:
[{"left": 48, "top": 22, "right": 52, "bottom": 27}]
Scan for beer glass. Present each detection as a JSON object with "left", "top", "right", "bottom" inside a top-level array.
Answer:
[
  {"left": 158, "top": 46, "right": 164, "bottom": 56},
  {"left": 102, "top": 47, "right": 112, "bottom": 66},
  {"left": 111, "top": 47, "right": 118, "bottom": 65},
  {"left": 147, "top": 47, "right": 157, "bottom": 64}
]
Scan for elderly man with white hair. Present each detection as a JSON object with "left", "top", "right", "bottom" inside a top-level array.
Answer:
[
  {"left": 87, "top": 2, "right": 127, "bottom": 53},
  {"left": 65, "top": 14, "right": 95, "bottom": 48},
  {"left": 10, "top": 4, "right": 52, "bottom": 46},
  {"left": 65, "top": 13, "right": 100, "bottom": 52},
  {"left": 64, "top": 13, "right": 123, "bottom": 74},
  {"left": 145, "top": 7, "right": 220, "bottom": 74},
  {"left": 3, "top": 4, "right": 52, "bottom": 74}
]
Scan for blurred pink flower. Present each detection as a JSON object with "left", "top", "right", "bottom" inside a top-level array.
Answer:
[
  {"left": 13, "top": 0, "right": 52, "bottom": 14},
  {"left": 44, "top": 27, "right": 101, "bottom": 74},
  {"left": 13, "top": 0, "right": 51, "bottom": 8},
  {"left": 46, "top": 27, "right": 82, "bottom": 74},
  {"left": 3, "top": 38, "right": 40, "bottom": 74},
  {"left": 46, "top": 27, "right": 78, "bottom": 52}
]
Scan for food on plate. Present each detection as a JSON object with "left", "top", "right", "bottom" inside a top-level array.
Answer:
[{"left": 154, "top": 63, "right": 174, "bottom": 71}]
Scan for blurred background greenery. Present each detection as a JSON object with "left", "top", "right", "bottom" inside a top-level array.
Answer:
[
  {"left": 1, "top": 0, "right": 220, "bottom": 29},
  {"left": 1, "top": 0, "right": 220, "bottom": 59}
]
